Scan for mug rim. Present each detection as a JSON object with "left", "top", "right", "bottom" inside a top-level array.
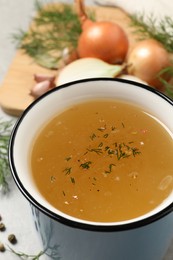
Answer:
[{"left": 9, "top": 77, "right": 173, "bottom": 232}]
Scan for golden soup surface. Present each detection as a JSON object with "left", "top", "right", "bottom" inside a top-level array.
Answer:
[{"left": 31, "top": 99, "right": 173, "bottom": 222}]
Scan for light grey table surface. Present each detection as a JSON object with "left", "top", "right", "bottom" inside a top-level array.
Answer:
[{"left": 0, "top": 0, "right": 173, "bottom": 259}]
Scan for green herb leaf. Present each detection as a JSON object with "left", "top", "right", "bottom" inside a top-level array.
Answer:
[
  {"left": 105, "top": 163, "right": 116, "bottom": 174},
  {"left": 90, "top": 133, "right": 96, "bottom": 140},
  {"left": 70, "top": 177, "right": 75, "bottom": 184},
  {"left": 63, "top": 167, "right": 72, "bottom": 175},
  {"left": 130, "top": 13, "right": 173, "bottom": 52},
  {"left": 80, "top": 161, "right": 92, "bottom": 169},
  {"left": 87, "top": 148, "right": 103, "bottom": 155},
  {"left": 65, "top": 156, "right": 72, "bottom": 161},
  {"left": 8, "top": 246, "right": 45, "bottom": 260},
  {"left": 157, "top": 66, "right": 173, "bottom": 98},
  {"left": 12, "top": 3, "right": 81, "bottom": 69},
  {"left": 12, "top": 1, "right": 95, "bottom": 69},
  {"left": 0, "top": 119, "right": 14, "bottom": 193}
]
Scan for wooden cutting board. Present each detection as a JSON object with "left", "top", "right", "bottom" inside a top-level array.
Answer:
[{"left": 0, "top": 4, "right": 137, "bottom": 117}]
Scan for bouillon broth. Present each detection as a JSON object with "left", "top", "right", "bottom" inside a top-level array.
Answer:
[{"left": 31, "top": 99, "right": 173, "bottom": 222}]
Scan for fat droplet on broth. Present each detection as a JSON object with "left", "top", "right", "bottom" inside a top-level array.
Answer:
[
  {"left": 115, "top": 176, "right": 120, "bottom": 181},
  {"left": 37, "top": 157, "right": 43, "bottom": 162},
  {"left": 128, "top": 171, "right": 139, "bottom": 179},
  {"left": 158, "top": 175, "right": 173, "bottom": 191},
  {"left": 45, "top": 130, "right": 54, "bottom": 138}
]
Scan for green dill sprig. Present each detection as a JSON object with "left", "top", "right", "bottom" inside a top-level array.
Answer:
[
  {"left": 104, "top": 163, "right": 116, "bottom": 174},
  {"left": 70, "top": 177, "right": 75, "bottom": 184},
  {"left": 12, "top": 1, "right": 94, "bottom": 69},
  {"left": 130, "top": 13, "right": 173, "bottom": 52},
  {"left": 63, "top": 167, "right": 72, "bottom": 175},
  {"left": 8, "top": 246, "right": 45, "bottom": 260},
  {"left": 114, "top": 142, "right": 141, "bottom": 160},
  {"left": 157, "top": 66, "right": 173, "bottom": 98},
  {"left": 0, "top": 119, "right": 14, "bottom": 193},
  {"left": 86, "top": 147, "right": 103, "bottom": 155},
  {"left": 90, "top": 133, "right": 96, "bottom": 140},
  {"left": 12, "top": 2, "right": 81, "bottom": 69},
  {"left": 80, "top": 161, "right": 92, "bottom": 169}
]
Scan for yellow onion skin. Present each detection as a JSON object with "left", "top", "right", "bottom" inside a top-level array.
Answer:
[
  {"left": 127, "top": 39, "right": 171, "bottom": 90},
  {"left": 77, "top": 21, "right": 129, "bottom": 64}
]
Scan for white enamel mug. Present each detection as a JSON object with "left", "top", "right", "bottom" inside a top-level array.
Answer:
[{"left": 9, "top": 78, "right": 173, "bottom": 260}]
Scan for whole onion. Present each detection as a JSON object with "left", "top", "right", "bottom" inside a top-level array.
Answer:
[
  {"left": 127, "top": 39, "right": 171, "bottom": 90},
  {"left": 75, "top": 0, "right": 129, "bottom": 64}
]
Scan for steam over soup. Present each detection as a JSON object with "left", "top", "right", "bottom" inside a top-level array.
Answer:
[{"left": 31, "top": 99, "right": 173, "bottom": 222}]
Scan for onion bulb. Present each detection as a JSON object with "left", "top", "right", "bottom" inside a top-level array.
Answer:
[
  {"left": 75, "top": 0, "right": 129, "bottom": 64},
  {"left": 57, "top": 57, "right": 125, "bottom": 86},
  {"left": 127, "top": 39, "right": 171, "bottom": 90}
]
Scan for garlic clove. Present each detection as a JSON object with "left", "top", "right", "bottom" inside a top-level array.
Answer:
[
  {"left": 34, "top": 74, "right": 56, "bottom": 85},
  {"left": 30, "top": 80, "right": 55, "bottom": 98},
  {"left": 56, "top": 57, "right": 125, "bottom": 86}
]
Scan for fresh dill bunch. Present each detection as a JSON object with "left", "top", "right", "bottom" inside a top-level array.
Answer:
[
  {"left": 0, "top": 119, "right": 14, "bottom": 193},
  {"left": 12, "top": 1, "right": 83, "bottom": 69},
  {"left": 130, "top": 13, "right": 173, "bottom": 52}
]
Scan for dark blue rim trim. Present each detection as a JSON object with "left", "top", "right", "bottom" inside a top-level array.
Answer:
[{"left": 8, "top": 77, "right": 173, "bottom": 232}]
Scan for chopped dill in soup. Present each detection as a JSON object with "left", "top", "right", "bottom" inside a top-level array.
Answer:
[{"left": 31, "top": 99, "right": 173, "bottom": 222}]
